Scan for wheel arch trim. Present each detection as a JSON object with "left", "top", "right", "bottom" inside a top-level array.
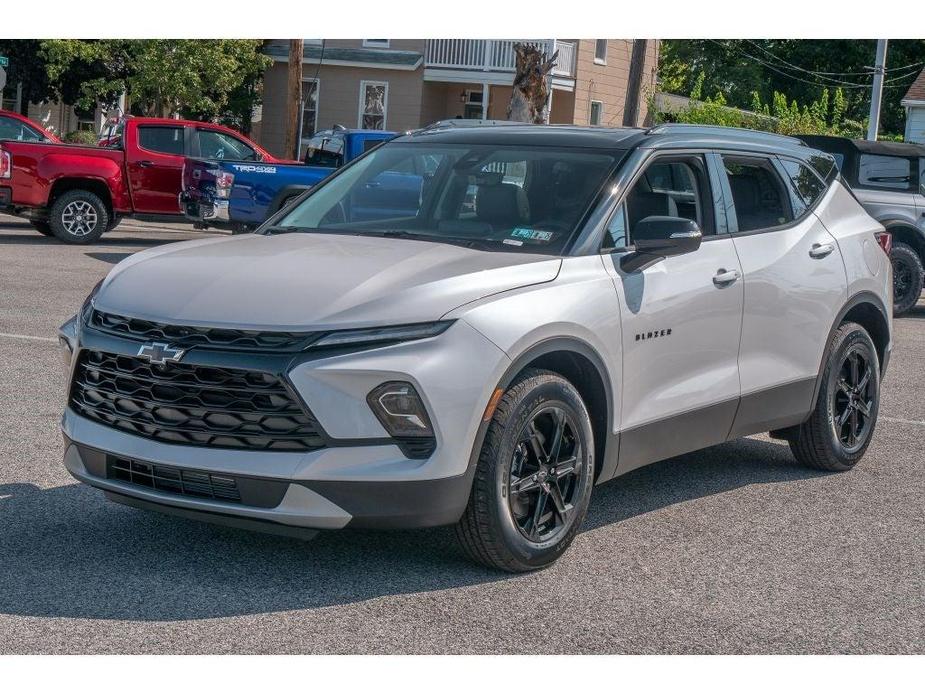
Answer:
[{"left": 465, "top": 336, "right": 617, "bottom": 485}]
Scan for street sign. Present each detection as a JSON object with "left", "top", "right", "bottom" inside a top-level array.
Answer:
[
  {"left": 0, "top": 66, "right": 7, "bottom": 92},
  {"left": 0, "top": 56, "right": 8, "bottom": 67}
]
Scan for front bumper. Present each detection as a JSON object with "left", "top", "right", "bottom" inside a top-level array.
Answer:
[{"left": 61, "top": 319, "right": 509, "bottom": 533}]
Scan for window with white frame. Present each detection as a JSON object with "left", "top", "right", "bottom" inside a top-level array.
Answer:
[
  {"left": 359, "top": 81, "right": 388, "bottom": 130},
  {"left": 589, "top": 100, "right": 603, "bottom": 126},
  {"left": 594, "top": 40, "right": 607, "bottom": 64},
  {"left": 301, "top": 79, "right": 319, "bottom": 139},
  {"left": 363, "top": 40, "right": 390, "bottom": 48}
]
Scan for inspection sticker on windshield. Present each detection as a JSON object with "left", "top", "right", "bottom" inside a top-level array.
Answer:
[{"left": 510, "top": 227, "right": 554, "bottom": 242}]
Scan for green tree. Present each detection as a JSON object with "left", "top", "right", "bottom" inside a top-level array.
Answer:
[
  {"left": 41, "top": 40, "right": 270, "bottom": 131},
  {"left": 0, "top": 40, "right": 53, "bottom": 115},
  {"left": 659, "top": 40, "right": 925, "bottom": 137}
]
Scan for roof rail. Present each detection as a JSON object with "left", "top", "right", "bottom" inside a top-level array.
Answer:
[{"left": 645, "top": 123, "right": 806, "bottom": 146}]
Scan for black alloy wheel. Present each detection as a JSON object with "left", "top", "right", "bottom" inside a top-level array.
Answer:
[{"left": 508, "top": 406, "right": 585, "bottom": 543}]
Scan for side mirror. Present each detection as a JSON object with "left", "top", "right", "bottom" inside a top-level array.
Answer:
[{"left": 620, "top": 216, "right": 702, "bottom": 273}]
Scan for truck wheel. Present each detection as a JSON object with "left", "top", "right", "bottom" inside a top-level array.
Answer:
[
  {"left": 788, "top": 322, "right": 880, "bottom": 472},
  {"left": 455, "top": 369, "right": 595, "bottom": 572},
  {"left": 891, "top": 242, "right": 924, "bottom": 316},
  {"left": 49, "top": 190, "right": 109, "bottom": 244},
  {"left": 30, "top": 220, "right": 54, "bottom": 237},
  {"left": 107, "top": 216, "right": 122, "bottom": 233}
]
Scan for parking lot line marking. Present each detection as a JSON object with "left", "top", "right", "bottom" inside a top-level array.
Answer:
[
  {"left": 881, "top": 416, "right": 925, "bottom": 427},
  {"left": 0, "top": 332, "right": 57, "bottom": 343}
]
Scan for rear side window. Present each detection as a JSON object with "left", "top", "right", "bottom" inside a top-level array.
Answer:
[
  {"left": 0, "top": 115, "right": 44, "bottom": 142},
  {"left": 138, "top": 126, "right": 184, "bottom": 155},
  {"left": 304, "top": 132, "right": 344, "bottom": 167},
  {"left": 778, "top": 158, "right": 827, "bottom": 216},
  {"left": 197, "top": 129, "right": 256, "bottom": 161},
  {"left": 858, "top": 154, "right": 912, "bottom": 190},
  {"left": 722, "top": 155, "right": 794, "bottom": 232}
]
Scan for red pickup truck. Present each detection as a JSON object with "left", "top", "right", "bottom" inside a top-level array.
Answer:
[{"left": 0, "top": 117, "right": 281, "bottom": 243}]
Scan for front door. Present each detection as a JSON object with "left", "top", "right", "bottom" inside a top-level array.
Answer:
[
  {"left": 718, "top": 152, "right": 849, "bottom": 437},
  {"left": 599, "top": 152, "right": 744, "bottom": 473},
  {"left": 126, "top": 124, "right": 187, "bottom": 214}
]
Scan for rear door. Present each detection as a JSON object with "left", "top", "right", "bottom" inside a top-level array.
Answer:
[
  {"left": 600, "top": 151, "right": 745, "bottom": 473},
  {"left": 126, "top": 123, "right": 187, "bottom": 214},
  {"left": 718, "top": 152, "right": 848, "bottom": 437}
]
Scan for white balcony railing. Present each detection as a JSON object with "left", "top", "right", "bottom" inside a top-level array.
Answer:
[{"left": 425, "top": 39, "right": 576, "bottom": 78}]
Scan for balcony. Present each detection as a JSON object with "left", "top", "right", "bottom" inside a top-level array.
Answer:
[{"left": 424, "top": 39, "right": 577, "bottom": 79}]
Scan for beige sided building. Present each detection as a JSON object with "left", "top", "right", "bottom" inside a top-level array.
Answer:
[{"left": 257, "top": 39, "right": 659, "bottom": 158}]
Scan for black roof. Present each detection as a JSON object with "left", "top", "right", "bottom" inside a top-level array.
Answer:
[
  {"left": 397, "top": 124, "right": 645, "bottom": 149},
  {"left": 799, "top": 134, "right": 925, "bottom": 158}
]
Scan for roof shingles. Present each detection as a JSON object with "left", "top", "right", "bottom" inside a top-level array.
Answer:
[{"left": 902, "top": 68, "right": 925, "bottom": 103}]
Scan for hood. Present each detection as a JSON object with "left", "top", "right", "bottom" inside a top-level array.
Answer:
[{"left": 95, "top": 232, "right": 561, "bottom": 330}]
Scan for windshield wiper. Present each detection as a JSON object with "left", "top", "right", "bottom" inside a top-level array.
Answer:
[{"left": 262, "top": 225, "right": 305, "bottom": 235}]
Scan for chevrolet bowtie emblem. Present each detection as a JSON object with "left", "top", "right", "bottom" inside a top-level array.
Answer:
[{"left": 137, "top": 342, "right": 185, "bottom": 365}]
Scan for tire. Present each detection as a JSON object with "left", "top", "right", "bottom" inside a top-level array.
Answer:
[
  {"left": 455, "top": 369, "right": 595, "bottom": 572},
  {"left": 48, "top": 189, "right": 109, "bottom": 244},
  {"left": 107, "top": 215, "right": 122, "bottom": 232},
  {"left": 29, "top": 220, "right": 54, "bottom": 236},
  {"left": 788, "top": 322, "right": 880, "bottom": 472},
  {"left": 890, "top": 242, "right": 924, "bottom": 316}
]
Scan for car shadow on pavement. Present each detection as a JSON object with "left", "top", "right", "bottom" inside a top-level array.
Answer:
[
  {"left": 0, "top": 437, "right": 825, "bottom": 622},
  {"left": 0, "top": 232, "right": 191, "bottom": 248}
]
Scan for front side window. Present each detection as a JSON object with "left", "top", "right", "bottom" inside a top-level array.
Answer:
[
  {"left": 0, "top": 116, "right": 45, "bottom": 142},
  {"left": 722, "top": 155, "right": 794, "bottom": 232},
  {"left": 359, "top": 81, "right": 388, "bottom": 130},
  {"left": 778, "top": 158, "right": 827, "bottom": 216},
  {"left": 619, "top": 155, "right": 713, "bottom": 244},
  {"left": 138, "top": 126, "right": 184, "bottom": 155},
  {"left": 197, "top": 129, "right": 257, "bottom": 161},
  {"left": 277, "top": 143, "right": 618, "bottom": 255},
  {"left": 858, "top": 154, "right": 912, "bottom": 190}
]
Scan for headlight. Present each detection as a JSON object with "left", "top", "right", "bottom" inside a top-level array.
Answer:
[
  {"left": 80, "top": 279, "right": 104, "bottom": 322},
  {"left": 58, "top": 315, "right": 78, "bottom": 373},
  {"left": 310, "top": 320, "right": 453, "bottom": 349}
]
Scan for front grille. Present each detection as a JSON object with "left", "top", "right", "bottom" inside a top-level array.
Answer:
[
  {"left": 88, "top": 309, "right": 319, "bottom": 352},
  {"left": 108, "top": 457, "right": 242, "bottom": 503},
  {"left": 70, "top": 350, "right": 327, "bottom": 452}
]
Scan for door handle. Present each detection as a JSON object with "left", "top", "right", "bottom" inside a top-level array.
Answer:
[
  {"left": 138, "top": 160, "right": 155, "bottom": 168},
  {"left": 809, "top": 242, "right": 835, "bottom": 259},
  {"left": 713, "top": 268, "right": 740, "bottom": 287}
]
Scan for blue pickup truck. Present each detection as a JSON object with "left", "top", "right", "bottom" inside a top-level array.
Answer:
[{"left": 180, "top": 128, "right": 399, "bottom": 231}]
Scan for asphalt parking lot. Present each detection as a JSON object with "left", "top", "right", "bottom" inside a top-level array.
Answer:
[{"left": 0, "top": 214, "right": 922, "bottom": 654}]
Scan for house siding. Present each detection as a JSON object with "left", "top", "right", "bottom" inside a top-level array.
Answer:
[
  {"left": 905, "top": 105, "right": 925, "bottom": 144},
  {"left": 572, "top": 39, "right": 658, "bottom": 127}
]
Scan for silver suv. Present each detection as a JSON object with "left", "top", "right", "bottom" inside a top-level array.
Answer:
[
  {"left": 801, "top": 135, "right": 925, "bottom": 315},
  {"left": 59, "top": 124, "right": 892, "bottom": 572}
]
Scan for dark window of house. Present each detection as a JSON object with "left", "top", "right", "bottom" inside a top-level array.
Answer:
[
  {"left": 589, "top": 101, "right": 602, "bottom": 126},
  {"left": 138, "top": 126, "right": 184, "bottom": 155},
  {"left": 858, "top": 154, "right": 913, "bottom": 190},
  {"left": 722, "top": 155, "right": 794, "bottom": 232},
  {"left": 594, "top": 40, "right": 607, "bottom": 63},
  {"left": 779, "top": 158, "right": 827, "bottom": 216}
]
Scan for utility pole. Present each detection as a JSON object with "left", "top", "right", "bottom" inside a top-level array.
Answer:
[
  {"left": 285, "top": 39, "right": 304, "bottom": 161},
  {"left": 866, "top": 39, "right": 888, "bottom": 141},
  {"left": 623, "top": 39, "right": 649, "bottom": 127}
]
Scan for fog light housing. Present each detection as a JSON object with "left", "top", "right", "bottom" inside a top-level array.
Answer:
[{"left": 367, "top": 381, "right": 434, "bottom": 438}]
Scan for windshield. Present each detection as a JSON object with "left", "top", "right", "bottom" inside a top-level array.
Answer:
[{"left": 275, "top": 142, "right": 618, "bottom": 254}]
